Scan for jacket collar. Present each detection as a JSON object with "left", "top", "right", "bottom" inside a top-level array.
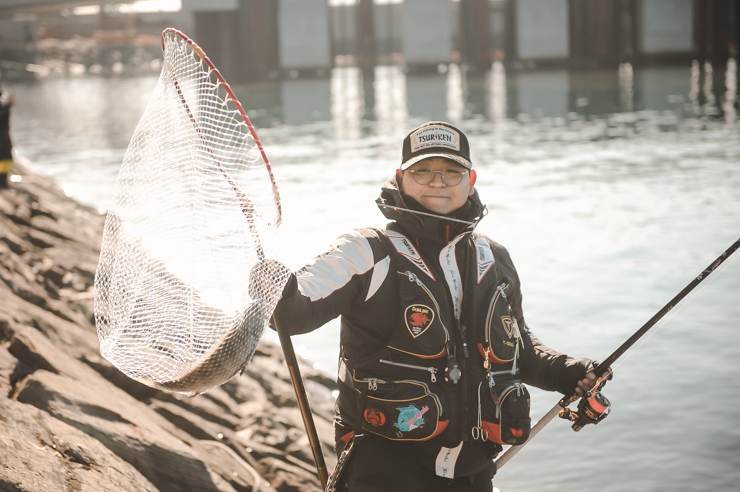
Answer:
[{"left": 375, "top": 176, "right": 486, "bottom": 248}]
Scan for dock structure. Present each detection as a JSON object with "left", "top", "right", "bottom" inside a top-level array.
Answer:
[{"left": 0, "top": 0, "right": 737, "bottom": 82}]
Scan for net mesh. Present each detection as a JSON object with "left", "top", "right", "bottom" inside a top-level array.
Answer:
[{"left": 95, "top": 29, "right": 290, "bottom": 396}]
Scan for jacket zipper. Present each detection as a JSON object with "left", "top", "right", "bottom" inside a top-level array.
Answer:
[
  {"left": 379, "top": 359, "right": 438, "bottom": 383},
  {"left": 364, "top": 377, "right": 384, "bottom": 390},
  {"left": 484, "top": 281, "right": 509, "bottom": 346},
  {"left": 434, "top": 236, "right": 470, "bottom": 443}
]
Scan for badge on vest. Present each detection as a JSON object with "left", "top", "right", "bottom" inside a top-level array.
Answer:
[
  {"left": 405, "top": 304, "right": 435, "bottom": 337},
  {"left": 501, "top": 316, "right": 514, "bottom": 338},
  {"left": 364, "top": 408, "right": 386, "bottom": 427}
]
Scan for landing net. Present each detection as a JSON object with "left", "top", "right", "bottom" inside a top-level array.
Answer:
[{"left": 94, "top": 29, "right": 289, "bottom": 396}]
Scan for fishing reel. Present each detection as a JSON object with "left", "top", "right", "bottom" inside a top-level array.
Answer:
[{"left": 559, "top": 388, "right": 611, "bottom": 432}]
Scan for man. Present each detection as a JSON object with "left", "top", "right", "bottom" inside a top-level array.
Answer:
[
  {"left": 270, "top": 121, "right": 603, "bottom": 491},
  {"left": 0, "top": 78, "right": 14, "bottom": 189}
]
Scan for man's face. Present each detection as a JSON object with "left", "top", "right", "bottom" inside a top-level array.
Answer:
[{"left": 401, "top": 157, "right": 474, "bottom": 214}]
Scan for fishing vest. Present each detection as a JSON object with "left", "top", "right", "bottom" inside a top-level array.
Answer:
[{"left": 344, "top": 227, "right": 532, "bottom": 447}]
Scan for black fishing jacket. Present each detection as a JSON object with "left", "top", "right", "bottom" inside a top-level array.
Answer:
[{"left": 277, "top": 177, "right": 575, "bottom": 478}]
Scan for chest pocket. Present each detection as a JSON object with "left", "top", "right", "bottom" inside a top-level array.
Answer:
[
  {"left": 353, "top": 373, "right": 448, "bottom": 441},
  {"left": 480, "top": 377, "right": 531, "bottom": 446},
  {"left": 385, "top": 271, "right": 449, "bottom": 359},
  {"left": 478, "top": 279, "right": 521, "bottom": 365}
]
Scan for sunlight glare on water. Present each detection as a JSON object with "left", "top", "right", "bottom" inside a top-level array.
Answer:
[{"left": 6, "top": 59, "right": 740, "bottom": 492}]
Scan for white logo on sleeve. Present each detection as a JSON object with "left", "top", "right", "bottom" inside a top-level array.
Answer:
[
  {"left": 386, "top": 230, "right": 435, "bottom": 280},
  {"left": 475, "top": 237, "right": 495, "bottom": 283}
]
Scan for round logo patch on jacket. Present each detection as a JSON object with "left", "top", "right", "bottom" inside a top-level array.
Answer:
[
  {"left": 404, "top": 304, "right": 435, "bottom": 337},
  {"left": 364, "top": 408, "right": 386, "bottom": 427}
]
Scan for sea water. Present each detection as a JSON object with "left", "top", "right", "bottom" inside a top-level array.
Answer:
[{"left": 5, "top": 60, "right": 740, "bottom": 491}]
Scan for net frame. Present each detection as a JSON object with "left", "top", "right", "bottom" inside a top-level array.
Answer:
[{"left": 95, "top": 28, "right": 289, "bottom": 396}]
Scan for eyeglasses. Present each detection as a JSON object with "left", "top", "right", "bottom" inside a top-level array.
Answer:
[{"left": 408, "top": 168, "right": 469, "bottom": 186}]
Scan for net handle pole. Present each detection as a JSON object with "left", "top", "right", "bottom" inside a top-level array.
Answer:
[
  {"left": 495, "top": 237, "right": 740, "bottom": 470},
  {"left": 254, "top": 249, "right": 328, "bottom": 487},
  {"left": 272, "top": 307, "right": 330, "bottom": 490}
]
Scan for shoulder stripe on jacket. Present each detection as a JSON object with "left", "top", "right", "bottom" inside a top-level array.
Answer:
[
  {"left": 296, "top": 230, "right": 377, "bottom": 302},
  {"left": 365, "top": 256, "right": 390, "bottom": 301}
]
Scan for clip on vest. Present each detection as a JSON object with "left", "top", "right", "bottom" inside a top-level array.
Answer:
[{"left": 445, "top": 342, "right": 461, "bottom": 384}]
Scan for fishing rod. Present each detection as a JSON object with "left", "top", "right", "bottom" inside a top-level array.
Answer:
[{"left": 495, "top": 237, "right": 740, "bottom": 469}]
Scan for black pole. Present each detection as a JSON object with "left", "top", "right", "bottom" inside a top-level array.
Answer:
[
  {"left": 496, "top": 237, "right": 740, "bottom": 469},
  {"left": 239, "top": 191, "right": 328, "bottom": 487},
  {"left": 271, "top": 308, "right": 330, "bottom": 490}
]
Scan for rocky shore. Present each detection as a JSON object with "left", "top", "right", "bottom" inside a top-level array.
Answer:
[{"left": 0, "top": 162, "right": 337, "bottom": 492}]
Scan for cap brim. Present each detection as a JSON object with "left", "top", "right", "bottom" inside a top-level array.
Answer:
[{"left": 400, "top": 153, "right": 472, "bottom": 171}]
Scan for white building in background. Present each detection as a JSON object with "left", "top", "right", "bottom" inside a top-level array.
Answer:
[
  {"left": 516, "top": 0, "right": 569, "bottom": 60},
  {"left": 639, "top": 0, "right": 693, "bottom": 54},
  {"left": 278, "top": 0, "right": 332, "bottom": 71},
  {"left": 400, "top": 0, "right": 453, "bottom": 66},
  {"left": 181, "top": 0, "right": 237, "bottom": 11}
]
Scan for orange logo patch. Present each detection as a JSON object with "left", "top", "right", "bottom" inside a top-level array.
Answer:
[
  {"left": 404, "top": 304, "right": 435, "bottom": 337},
  {"left": 364, "top": 408, "right": 386, "bottom": 427}
]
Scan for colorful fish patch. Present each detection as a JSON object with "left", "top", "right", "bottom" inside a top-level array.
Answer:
[{"left": 394, "top": 404, "right": 429, "bottom": 433}]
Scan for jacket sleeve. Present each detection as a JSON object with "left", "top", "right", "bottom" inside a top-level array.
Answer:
[
  {"left": 518, "top": 322, "right": 569, "bottom": 393},
  {"left": 274, "top": 229, "right": 388, "bottom": 336}
]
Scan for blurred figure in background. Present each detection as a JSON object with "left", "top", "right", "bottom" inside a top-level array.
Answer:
[{"left": 0, "top": 72, "right": 15, "bottom": 189}]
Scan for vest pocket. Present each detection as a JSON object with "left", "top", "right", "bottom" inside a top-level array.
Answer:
[
  {"left": 386, "top": 271, "right": 449, "bottom": 359},
  {"left": 480, "top": 280, "right": 519, "bottom": 364},
  {"left": 480, "top": 378, "right": 531, "bottom": 445},
  {"left": 353, "top": 374, "right": 449, "bottom": 441}
]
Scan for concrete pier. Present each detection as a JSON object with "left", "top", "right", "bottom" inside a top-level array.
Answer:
[{"left": 1, "top": 0, "right": 738, "bottom": 82}]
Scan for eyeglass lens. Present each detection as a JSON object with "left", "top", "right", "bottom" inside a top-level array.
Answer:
[{"left": 410, "top": 169, "right": 467, "bottom": 186}]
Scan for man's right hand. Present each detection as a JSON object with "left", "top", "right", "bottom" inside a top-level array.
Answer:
[{"left": 248, "top": 259, "right": 292, "bottom": 303}]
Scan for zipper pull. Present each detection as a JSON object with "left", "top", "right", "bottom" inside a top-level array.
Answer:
[
  {"left": 496, "top": 282, "right": 507, "bottom": 299},
  {"left": 368, "top": 379, "right": 377, "bottom": 391},
  {"left": 510, "top": 317, "right": 522, "bottom": 376},
  {"left": 429, "top": 368, "right": 438, "bottom": 383},
  {"left": 407, "top": 271, "right": 423, "bottom": 287},
  {"left": 490, "top": 386, "right": 501, "bottom": 417},
  {"left": 487, "top": 371, "right": 495, "bottom": 388}
]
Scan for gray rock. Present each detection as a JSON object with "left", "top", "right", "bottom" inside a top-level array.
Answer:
[
  {"left": 0, "top": 398, "right": 159, "bottom": 492},
  {"left": 0, "top": 163, "right": 338, "bottom": 492}
]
